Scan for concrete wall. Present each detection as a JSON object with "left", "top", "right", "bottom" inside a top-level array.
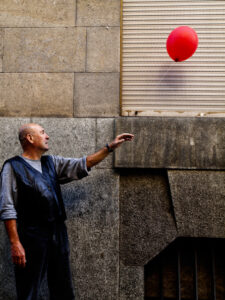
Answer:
[{"left": 0, "top": 1, "right": 224, "bottom": 300}]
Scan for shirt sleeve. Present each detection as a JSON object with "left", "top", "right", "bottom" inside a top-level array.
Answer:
[
  {"left": 0, "top": 162, "right": 18, "bottom": 220},
  {"left": 50, "top": 155, "right": 90, "bottom": 184}
]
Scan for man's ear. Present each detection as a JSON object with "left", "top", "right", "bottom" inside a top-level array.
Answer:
[{"left": 26, "top": 134, "right": 34, "bottom": 144}]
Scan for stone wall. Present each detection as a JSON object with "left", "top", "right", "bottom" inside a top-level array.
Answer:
[{"left": 0, "top": 0, "right": 120, "bottom": 118}]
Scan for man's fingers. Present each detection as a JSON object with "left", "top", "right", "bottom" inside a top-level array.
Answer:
[{"left": 117, "top": 133, "right": 134, "bottom": 140}]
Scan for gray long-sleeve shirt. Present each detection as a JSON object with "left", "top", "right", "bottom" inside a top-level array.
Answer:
[{"left": 0, "top": 155, "right": 89, "bottom": 220}]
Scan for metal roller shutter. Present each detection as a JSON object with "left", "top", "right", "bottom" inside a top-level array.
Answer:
[{"left": 121, "top": 0, "right": 225, "bottom": 117}]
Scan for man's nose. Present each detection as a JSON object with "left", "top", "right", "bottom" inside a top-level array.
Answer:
[{"left": 46, "top": 134, "right": 49, "bottom": 139}]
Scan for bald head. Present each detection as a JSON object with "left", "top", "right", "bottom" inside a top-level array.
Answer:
[{"left": 18, "top": 123, "right": 43, "bottom": 148}]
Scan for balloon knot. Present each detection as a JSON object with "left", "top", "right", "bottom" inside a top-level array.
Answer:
[{"left": 175, "top": 58, "right": 179, "bottom": 62}]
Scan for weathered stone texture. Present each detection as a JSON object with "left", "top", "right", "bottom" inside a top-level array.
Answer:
[
  {"left": 0, "top": 0, "right": 75, "bottom": 27},
  {"left": 0, "top": 224, "right": 16, "bottom": 300},
  {"left": 86, "top": 27, "right": 120, "bottom": 72},
  {"left": 119, "top": 262, "right": 144, "bottom": 300},
  {"left": 168, "top": 170, "right": 225, "bottom": 238},
  {"left": 115, "top": 117, "right": 225, "bottom": 169},
  {"left": 74, "top": 73, "right": 120, "bottom": 117},
  {"left": 0, "top": 73, "right": 74, "bottom": 117},
  {"left": 4, "top": 28, "right": 86, "bottom": 72},
  {"left": 0, "top": 29, "right": 3, "bottom": 56},
  {"left": 31, "top": 118, "right": 96, "bottom": 158},
  {"left": 96, "top": 118, "right": 115, "bottom": 169},
  {"left": 120, "top": 169, "right": 177, "bottom": 266},
  {"left": 62, "top": 169, "right": 119, "bottom": 299},
  {"left": 0, "top": 118, "right": 30, "bottom": 168},
  {"left": 0, "top": 29, "right": 3, "bottom": 72},
  {"left": 77, "top": 0, "right": 120, "bottom": 26}
]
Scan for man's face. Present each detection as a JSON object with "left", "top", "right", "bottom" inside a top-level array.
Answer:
[{"left": 29, "top": 124, "right": 49, "bottom": 152}]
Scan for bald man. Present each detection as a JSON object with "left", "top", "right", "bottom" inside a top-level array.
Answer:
[{"left": 0, "top": 123, "right": 134, "bottom": 300}]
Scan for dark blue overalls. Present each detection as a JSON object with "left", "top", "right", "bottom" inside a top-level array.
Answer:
[{"left": 6, "top": 156, "right": 75, "bottom": 300}]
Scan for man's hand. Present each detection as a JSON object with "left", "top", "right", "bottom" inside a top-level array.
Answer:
[
  {"left": 11, "top": 241, "right": 26, "bottom": 268},
  {"left": 4, "top": 219, "right": 26, "bottom": 268},
  {"left": 108, "top": 133, "right": 134, "bottom": 150}
]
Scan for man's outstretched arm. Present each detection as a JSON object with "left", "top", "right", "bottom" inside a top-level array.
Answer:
[{"left": 86, "top": 133, "right": 134, "bottom": 169}]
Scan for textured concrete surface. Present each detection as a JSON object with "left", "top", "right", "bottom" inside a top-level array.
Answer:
[
  {"left": 77, "top": 0, "right": 120, "bottom": 26},
  {"left": 32, "top": 118, "right": 96, "bottom": 158},
  {"left": 0, "top": 29, "right": 3, "bottom": 57},
  {"left": 0, "top": 73, "right": 74, "bottom": 117},
  {"left": 0, "top": 224, "right": 17, "bottom": 300},
  {"left": 4, "top": 28, "right": 86, "bottom": 72},
  {"left": 0, "top": 118, "right": 30, "bottom": 167},
  {"left": 120, "top": 169, "right": 177, "bottom": 266},
  {"left": 0, "top": 29, "right": 2, "bottom": 72},
  {"left": 0, "top": 0, "right": 75, "bottom": 27},
  {"left": 96, "top": 118, "right": 115, "bottom": 169},
  {"left": 74, "top": 73, "right": 120, "bottom": 117},
  {"left": 86, "top": 27, "right": 120, "bottom": 72},
  {"left": 115, "top": 117, "right": 225, "bottom": 169},
  {"left": 62, "top": 169, "right": 120, "bottom": 300},
  {"left": 168, "top": 170, "right": 225, "bottom": 238},
  {"left": 119, "top": 262, "right": 144, "bottom": 300}
]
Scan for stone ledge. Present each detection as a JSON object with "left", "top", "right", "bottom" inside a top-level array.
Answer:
[{"left": 115, "top": 117, "right": 225, "bottom": 169}]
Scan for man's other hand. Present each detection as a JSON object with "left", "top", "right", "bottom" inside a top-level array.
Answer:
[{"left": 11, "top": 241, "right": 26, "bottom": 268}]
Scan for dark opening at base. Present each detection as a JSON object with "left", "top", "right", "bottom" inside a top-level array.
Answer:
[{"left": 144, "top": 237, "right": 225, "bottom": 300}]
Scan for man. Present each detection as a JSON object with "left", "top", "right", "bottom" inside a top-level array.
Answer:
[{"left": 0, "top": 123, "right": 134, "bottom": 300}]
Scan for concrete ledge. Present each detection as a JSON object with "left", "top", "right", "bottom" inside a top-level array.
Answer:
[{"left": 115, "top": 117, "right": 225, "bottom": 169}]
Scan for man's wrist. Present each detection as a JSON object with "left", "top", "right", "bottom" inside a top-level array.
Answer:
[{"left": 105, "top": 143, "right": 113, "bottom": 153}]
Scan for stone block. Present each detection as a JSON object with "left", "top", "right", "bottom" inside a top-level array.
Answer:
[
  {"left": 31, "top": 118, "right": 96, "bottom": 158},
  {"left": 86, "top": 27, "right": 120, "bottom": 72},
  {"left": 0, "top": 118, "right": 30, "bottom": 168},
  {"left": 77, "top": 0, "right": 120, "bottom": 26},
  {"left": 74, "top": 73, "right": 120, "bottom": 117},
  {"left": 120, "top": 169, "right": 177, "bottom": 266},
  {"left": 0, "top": 73, "right": 74, "bottom": 117},
  {"left": 61, "top": 169, "right": 119, "bottom": 299},
  {"left": 96, "top": 118, "right": 115, "bottom": 169},
  {"left": 0, "top": 29, "right": 3, "bottom": 56},
  {"left": 168, "top": 170, "right": 225, "bottom": 238},
  {"left": 0, "top": 0, "right": 75, "bottom": 27},
  {"left": 4, "top": 28, "right": 86, "bottom": 72},
  {"left": 119, "top": 262, "right": 144, "bottom": 300},
  {"left": 0, "top": 29, "right": 3, "bottom": 72},
  {"left": 115, "top": 117, "right": 225, "bottom": 169}
]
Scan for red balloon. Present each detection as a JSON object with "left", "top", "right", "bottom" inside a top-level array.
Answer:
[{"left": 166, "top": 26, "right": 198, "bottom": 62}]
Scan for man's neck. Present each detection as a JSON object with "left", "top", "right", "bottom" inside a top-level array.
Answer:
[{"left": 22, "top": 150, "right": 44, "bottom": 161}]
